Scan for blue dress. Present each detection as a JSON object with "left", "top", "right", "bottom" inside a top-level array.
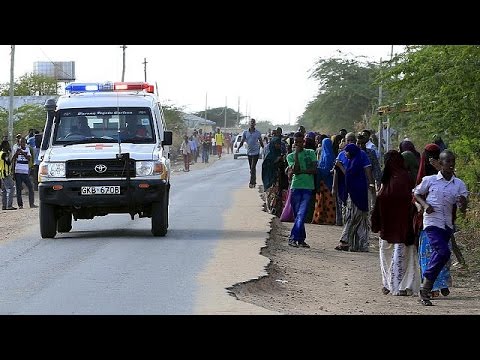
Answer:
[{"left": 418, "top": 230, "right": 452, "bottom": 291}]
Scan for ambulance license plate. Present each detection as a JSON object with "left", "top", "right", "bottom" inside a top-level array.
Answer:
[{"left": 81, "top": 186, "right": 120, "bottom": 195}]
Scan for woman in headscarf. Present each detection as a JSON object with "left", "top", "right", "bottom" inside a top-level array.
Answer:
[
  {"left": 371, "top": 150, "right": 419, "bottom": 296},
  {"left": 331, "top": 134, "right": 343, "bottom": 158},
  {"left": 262, "top": 136, "right": 286, "bottom": 215},
  {"left": 304, "top": 131, "right": 317, "bottom": 151},
  {"left": 304, "top": 131, "right": 318, "bottom": 223},
  {"left": 312, "top": 137, "right": 336, "bottom": 225},
  {"left": 335, "top": 143, "right": 373, "bottom": 252},
  {"left": 415, "top": 143, "right": 452, "bottom": 298},
  {"left": 399, "top": 140, "right": 421, "bottom": 161},
  {"left": 399, "top": 140, "right": 420, "bottom": 185}
]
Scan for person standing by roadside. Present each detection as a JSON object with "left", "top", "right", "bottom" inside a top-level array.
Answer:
[
  {"left": 357, "top": 133, "right": 381, "bottom": 211},
  {"left": 0, "top": 140, "right": 17, "bottom": 210},
  {"left": 224, "top": 132, "right": 231, "bottom": 154},
  {"left": 286, "top": 132, "right": 317, "bottom": 248},
  {"left": 332, "top": 132, "right": 357, "bottom": 226},
  {"left": 192, "top": 130, "right": 200, "bottom": 163},
  {"left": 33, "top": 131, "right": 42, "bottom": 191},
  {"left": 201, "top": 133, "right": 210, "bottom": 163},
  {"left": 12, "top": 138, "right": 37, "bottom": 209},
  {"left": 361, "top": 129, "right": 379, "bottom": 159},
  {"left": 12, "top": 133, "right": 22, "bottom": 154},
  {"left": 414, "top": 149, "right": 468, "bottom": 306},
  {"left": 180, "top": 135, "right": 191, "bottom": 172},
  {"left": 237, "top": 118, "right": 264, "bottom": 188}
]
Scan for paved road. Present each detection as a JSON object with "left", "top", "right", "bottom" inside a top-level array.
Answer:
[{"left": 0, "top": 155, "right": 276, "bottom": 314}]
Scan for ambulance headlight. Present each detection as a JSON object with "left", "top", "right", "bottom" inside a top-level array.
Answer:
[{"left": 39, "top": 162, "right": 66, "bottom": 178}]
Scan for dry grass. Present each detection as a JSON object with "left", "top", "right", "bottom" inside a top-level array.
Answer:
[{"left": 454, "top": 195, "right": 480, "bottom": 281}]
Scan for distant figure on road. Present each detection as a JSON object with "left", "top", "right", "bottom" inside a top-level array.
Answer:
[
  {"left": 180, "top": 135, "right": 191, "bottom": 172},
  {"left": 215, "top": 128, "right": 224, "bottom": 159},
  {"left": 237, "top": 118, "right": 264, "bottom": 188}
]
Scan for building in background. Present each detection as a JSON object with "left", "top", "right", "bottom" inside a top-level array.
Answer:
[{"left": 33, "top": 61, "right": 76, "bottom": 82}]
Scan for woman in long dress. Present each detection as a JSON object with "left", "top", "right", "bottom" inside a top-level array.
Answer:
[
  {"left": 371, "top": 150, "right": 419, "bottom": 296},
  {"left": 335, "top": 143, "right": 373, "bottom": 252},
  {"left": 312, "top": 137, "right": 336, "bottom": 225}
]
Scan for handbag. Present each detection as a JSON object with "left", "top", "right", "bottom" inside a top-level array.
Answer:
[{"left": 280, "top": 189, "right": 294, "bottom": 222}]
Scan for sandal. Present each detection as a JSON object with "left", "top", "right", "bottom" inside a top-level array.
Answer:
[
  {"left": 382, "top": 287, "right": 390, "bottom": 295},
  {"left": 419, "top": 298, "right": 433, "bottom": 306},
  {"left": 441, "top": 288, "right": 450, "bottom": 296},
  {"left": 334, "top": 243, "right": 349, "bottom": 251}
]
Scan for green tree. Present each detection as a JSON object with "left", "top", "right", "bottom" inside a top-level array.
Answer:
[
  {"left": 162, "top": 104, "right": 186, "bottom": 158},
  {"left": 251, "top": 120, "right": 274, "bottom": 134},
  {"left": 299, "top": 53, "right": 380, "bottom": 133},
  {"left": 0, "top": 107, "right": 8, "bottom": 137},
  {"left": 378, "top": 45, "right": 480, "bottom": 141},
  {"left": 0, "top": 104, "right": 46, "bottom": 138},
  {"left": 13, "top": 104, "right": 47, "bottom": 136},
  {"left": 195, "top": 107, "right": 242, "bottom": 128},
  {"left": 378, "top": 45, "right": 480, "bottom": 191},
  {"left": 0, "top": 72, "right": 59, "bottom": 96}
]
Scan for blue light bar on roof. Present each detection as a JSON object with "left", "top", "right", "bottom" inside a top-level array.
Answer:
[
  {"left": 65, "top": 82, "right": 154, "bottom": 93},
  {"left": 65, "top": 83, "right": 100, "bottom": 92}
]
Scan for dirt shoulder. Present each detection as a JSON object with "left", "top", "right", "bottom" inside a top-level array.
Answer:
[{"left": 229, "top": 210, "right": 480, "bottom": 315}]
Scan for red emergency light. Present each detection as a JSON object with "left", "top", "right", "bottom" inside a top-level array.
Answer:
[{"left": 114, "top": 82, "right": 155, "bottom": 93}]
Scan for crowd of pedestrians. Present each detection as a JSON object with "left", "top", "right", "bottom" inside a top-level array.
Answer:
[
  {"left": 178, "top": 128, "right": 235, "bottom": 172},
  {"left": 260, "top": 125, "right": 469, "bottom": 307}
]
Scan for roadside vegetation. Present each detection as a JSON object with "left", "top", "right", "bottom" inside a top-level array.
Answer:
[{"left": 300, "top": 45, "right": 480, "bottom": 277}]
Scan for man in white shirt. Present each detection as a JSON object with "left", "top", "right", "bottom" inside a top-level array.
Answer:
[
  {"left": 361, "top": 129, "right": 379, "bottom": 159},
  {"left": 414, "top": 150, "right": 468, "bottom": 306},
  {"left": 237, "top": 118, "right": 264, "bottom": 188}
]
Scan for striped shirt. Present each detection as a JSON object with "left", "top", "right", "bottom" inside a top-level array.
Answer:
[{"left": 14, "top": 147, "right": 31, "bottom": 175}]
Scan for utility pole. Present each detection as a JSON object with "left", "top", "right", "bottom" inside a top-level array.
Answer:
[
  {"left": 8, "top": 45, "right": 15, "bottom": 145},
  {"left": 378, "top": 57, "right": 383, "bottom": 165},
  {"left": 120, "top": 45, "right": 127, "bottom": 81},
  {"left": 224, "top": 96, "right": 227, "bottom": 129},
  {"left": 386, "top": 46, "right": 394, "bottom": 153},
  {"left": 204, "top": 92, "right": 208, "bottom": 121},
  {"left": 237, "top": 96, "right": 240, "bottom": 126},
  {"left": 143, "top": 57, "right": 148, "bottom": 82}
]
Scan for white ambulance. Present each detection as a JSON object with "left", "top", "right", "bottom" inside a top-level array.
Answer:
[{"left": 38, "top": 82, "right": 172, "bottom": 238}]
